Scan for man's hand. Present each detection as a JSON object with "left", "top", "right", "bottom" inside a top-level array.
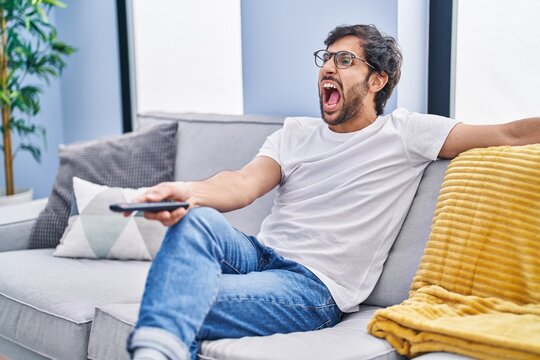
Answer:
[
  {"left": 124, "top": 181, "right": 193, "bottom": 226},
  {"left": 121, "top": 156, "right": 281, "bottom": 226}
]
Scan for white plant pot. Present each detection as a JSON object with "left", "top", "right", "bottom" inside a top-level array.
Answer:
[{"left": 0, "top": 188, "right": 33, "bottom": 206}]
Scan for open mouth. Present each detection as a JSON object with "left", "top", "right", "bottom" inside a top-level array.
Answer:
[{"left": 322, "top": 82, "right": 342, "bottom": 110}]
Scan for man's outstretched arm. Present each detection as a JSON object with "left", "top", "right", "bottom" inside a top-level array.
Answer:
[
  {"left": 131, "top": 156, "right": 281, "bottom": 226},
  {"left": 439, "top": 117, "right": 540, "bottom": 159}
]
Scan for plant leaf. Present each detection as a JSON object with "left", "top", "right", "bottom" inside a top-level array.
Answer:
[
  {"left": 29, "top": 20, "right": 47, "bottom": 41},
  {"left": 1, "top": 0, "right": 74, "bottom": 168},
  {"left": 43, "top": 0, "right": 66, "bottom": 8},
  {"left": 36, "top": 6, "right": 49, "bottom": 23},
  {"left": 19, "top": 143, "right": 42, "bottom": 163},
  {"left": 0, "top": 90, "right": 11, "bottom": 106}
]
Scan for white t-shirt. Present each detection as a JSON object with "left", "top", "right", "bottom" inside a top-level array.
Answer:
[{"left": 256, "top": 108, "right": 459, "bottom": 312}]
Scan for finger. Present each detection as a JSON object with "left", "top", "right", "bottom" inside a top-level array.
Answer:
[
  {"left": 150, "top": 210, "right": 179, "bottom": 227},
  {"left": 146, "top": 182, "right": 180, "bottom": 202},
  {"left": 166, "top": 207, "right": 187, "bottom": 225},
  {"left": 133, "top": 183, "right": 174, "bottom": 204},
  {"left": 132, "top": 190, "right": 154, "bottom": 204},
  {"left": 152, "top": 207, "right": 188, "bottom": 227},
  {"left": 162, "top": 219, "right": 176, "bottom": 227},
  {"left": 143, "top": 210, "right": 165, "bottom": 221},
  {"left": 155, "top": 208, "right": 184, "bottom": 227},
  {"left": 122, "top": 210, "right": 140, "bottom": 217}
]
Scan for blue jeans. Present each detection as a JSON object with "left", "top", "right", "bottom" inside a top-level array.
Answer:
[{"left": 127, "top": 207, "right": 342, "bottom": 360}]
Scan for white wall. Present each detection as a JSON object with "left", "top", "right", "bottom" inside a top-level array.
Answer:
[
  {"left": 132, "top": 0, "right": 243, "bottom": 115},
  {"left": 397, "top": 0, "right": 429, "bottom": 113},
  {"left": 453, "top": 0, "right": 540, "bottom": 124}
]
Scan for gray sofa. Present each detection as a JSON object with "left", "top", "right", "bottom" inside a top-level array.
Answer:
[{"left": 0, "top": 113, "right": 468, "bottom": 360}]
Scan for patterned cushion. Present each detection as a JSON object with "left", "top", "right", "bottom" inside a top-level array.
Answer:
[
  {"left": 53, "top": 177, "right": 166, "bottom": 260},
  {"left": 29, "top": 123, "right": 178, "bottom": 249}
]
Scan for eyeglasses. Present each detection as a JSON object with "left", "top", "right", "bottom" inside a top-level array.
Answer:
[{"left": 313, "top": 49, "right": 375, "bottom": 70}]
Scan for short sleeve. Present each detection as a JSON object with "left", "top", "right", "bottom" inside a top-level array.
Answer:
[
  {"left": 256, "top": 128, "right": 283, "bottom": 165},
  {"left": 393, "top": 108, "right": 460, "bottom": 166}
]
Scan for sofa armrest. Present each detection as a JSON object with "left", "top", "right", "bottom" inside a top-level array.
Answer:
[{"left": 0, "top": 198, "right": 48, "bottom": 252}]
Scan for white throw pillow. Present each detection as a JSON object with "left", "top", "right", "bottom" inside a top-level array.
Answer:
[{"left": 53, "top": 177, "right": 166, "bottom": 260}]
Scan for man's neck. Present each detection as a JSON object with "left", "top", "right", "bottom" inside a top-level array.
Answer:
[{"left": 328, "top": 111, "right": 378, "bottom": 133}]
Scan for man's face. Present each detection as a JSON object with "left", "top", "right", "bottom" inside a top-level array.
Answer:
[{"left": 318, "top": 35, "right": 372, "bottom": 128}]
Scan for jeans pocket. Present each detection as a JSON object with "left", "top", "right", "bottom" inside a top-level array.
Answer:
[{"left": 326, "top": 295, "right": 336, "bottom": 306}]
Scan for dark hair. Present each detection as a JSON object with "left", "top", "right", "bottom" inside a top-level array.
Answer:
[{"left": 324, "top": 24, "right": 402, "bottom": 115}]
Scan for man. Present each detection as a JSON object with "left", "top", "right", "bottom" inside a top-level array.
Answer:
[{"left": 127, "top": 24, "right": 540, "bottom": 360}]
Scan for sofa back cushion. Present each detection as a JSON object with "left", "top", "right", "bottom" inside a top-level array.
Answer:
[
  {"left": 138, "top": 113, "right": 284, "bottom": 235},
  {"left": 364, "top": 159, "right": 450, "bottom": 307}
]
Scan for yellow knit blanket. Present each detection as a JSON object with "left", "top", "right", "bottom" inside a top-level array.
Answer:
[{"left": 368, "top": 144, "right": 540, "bottom": 360}]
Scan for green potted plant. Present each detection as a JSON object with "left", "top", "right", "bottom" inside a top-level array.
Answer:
[{"left": 0, "top": 0, "right": 75, "bottom": 204}]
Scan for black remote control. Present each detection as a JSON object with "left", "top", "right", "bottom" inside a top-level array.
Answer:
[{"left": 109, "top": 201, "right": 190, "bottom": 213}]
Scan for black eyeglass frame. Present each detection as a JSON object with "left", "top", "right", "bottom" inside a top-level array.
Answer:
[{"left": 313, "top": 49, "right": 376, "bottom": 70}]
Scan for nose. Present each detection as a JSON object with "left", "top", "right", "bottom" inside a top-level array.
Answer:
[{"left": 320, "top": 57, "right": 337, "bottom": 74}]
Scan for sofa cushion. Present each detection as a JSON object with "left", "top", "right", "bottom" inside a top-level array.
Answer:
[
  {"left": 54, "top": 177, "right": 167, "bottom": 260},
  {"left": 0, "top": 249, "right": 150, "bottom": 360},
  {"left": 0, "top": 198, "right": 47, "bottom": 252},
  {"left": 88, "top": 303, "right": 403, "bottom": 360},
  {"left": 88, "top": 304, "right": 138, "bottom": 360},
  {"left": 364, "top": 160, "right": 449, "bottom": 307},
  {"left": 29, "top": 122, "right": 178, "bottom": 249},
  {"left": 138, "top": 113, "right": 284, "bottom": 236}
]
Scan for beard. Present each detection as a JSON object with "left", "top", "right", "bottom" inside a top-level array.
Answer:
[{"left": 319, "top": 77, "right": 369, "bottom": 127}]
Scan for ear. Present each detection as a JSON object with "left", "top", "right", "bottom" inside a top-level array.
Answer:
[{"left": 368, "top": 72, "right": 388, "bottom": 93}]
